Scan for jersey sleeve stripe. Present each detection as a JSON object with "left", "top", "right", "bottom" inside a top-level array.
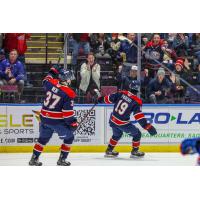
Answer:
[
  {"left": 134, "top": 112, "right": 145, "bottom": 120},
  {"left": 104, "top": 96, "right": 112, "bottom": 104}
]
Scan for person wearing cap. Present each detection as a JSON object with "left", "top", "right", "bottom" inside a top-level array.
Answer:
[
  {"left": 147, "top": 68, "right": 175, "bottom": 104},
  {"left": 117, "top": 64, "right": 150, "bottom": 93},
  {"left": 116, "top": 65, "right": 138, "bottom": 91},
  {"left": 172, "top": 59, "right": 191, "bottom": 102}
]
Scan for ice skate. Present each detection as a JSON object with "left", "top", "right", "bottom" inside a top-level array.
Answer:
[
  {"left": 104, "top": 148, "right": 119, "bottom": 158},
  {"left": 130, "top": 150, "right": 145, "bottom": 158},
  {"left": 29, "top": 155, "right": 42, "bottom": 166},
  {"left": 57, "top": 154, "right": 71, "bottom": 166}
]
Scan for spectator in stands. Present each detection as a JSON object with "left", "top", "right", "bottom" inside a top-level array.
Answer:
[
  {"left": 143, "top": 34, "right": 164, "bottom": 78},
  {"left": 116, "top": 65, "right": 151, "bottom": 95},
  {"left": 141, "top": 35, "right": 149, "bottom": 49},
  {"left": 167, "top": 33, "right": 177, "bottom": 47},
  {"left": 0, "top": 34, "right": 5, "bottom": 63},
  {"left": 0, "top": 49, "right": 25, "bottom": 95},
  {"left": 3, "top": 33, "right": 31, "bottom": 64},
  {"left": 172, "top": 59, "right": 191, "bottom": 102},
  {"left": 191, "top": 33, "right": 200, "bottom": 65},
  {"left": 117, "top": 33, "right": 138, "bottom": 64},
  {"left": 116, "top": 65, "right": 138, "bottom": 90},
  {"left": 147, "top": 68, "right": 175, "bottom": 104},
  {"left": 191, "top": 64, "right": 200, "bottom": 85},
  {"left": 107, "top": 33, "right": 121, "bottom": 65},
  {"left": 3, "top": 33, "right": 31, "bottom": 87},
  {"left": 90, "top": 33, "right": 110, "bottom": 57},
  {"left": 79, "top": 53, "right": 100, "bottom": 102},
  {"left": 172, "top": 33, "right": 189, "bottom": 57},
  {"left": 197, "top": 64, "right": 200, "bottom": 84},
  {"left": 71, "top": 33, "right": 90, "bottom": 67},
  {"left": 162, "top": 40, "right": 177, "bottom": 70}
]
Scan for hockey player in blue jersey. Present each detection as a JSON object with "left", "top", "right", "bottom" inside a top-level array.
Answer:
[
  {"left": 98, "top": 80, "right": 157, "bottom": 158},
  {"left": 29, "top": 66, "right": 78, "bottom": 166},
  {"left": 180, "top": 138, "right": 200, "bottom": 165}
]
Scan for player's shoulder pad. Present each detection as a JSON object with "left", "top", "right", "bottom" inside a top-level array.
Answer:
[
  {"left": 59, "top": 85, "right": 76, "bottom": 99},
  {"left": 120, "top": 90, "right": 142, "bottom": 106}
]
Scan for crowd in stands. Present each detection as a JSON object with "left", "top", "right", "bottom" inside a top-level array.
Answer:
[
  {"left": 69, "top": 33, "right": 200, "bottom": 104},
  {"left": 1, "top": 33, "right": 200, "bottom": 104}
]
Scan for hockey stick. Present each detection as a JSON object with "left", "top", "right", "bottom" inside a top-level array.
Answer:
[
  {"left": 131, "top": 40, "right": 200, "bottom": 95},
  {"left": 75, "top": 89, "right": 101, "bottom": 132}
]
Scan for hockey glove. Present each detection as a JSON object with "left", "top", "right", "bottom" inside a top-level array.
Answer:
[
  {"left": 145, "top": 124, "right": 157, "bottom": 136},
  {"left": 48, "top": 65, "right": 63, "bottom": 79},
  {"left": 180, "top": 138, "right": 198, "bottom": 155},
  {"left": 70, "top": 121, "right": 79, "bottom": 131}
]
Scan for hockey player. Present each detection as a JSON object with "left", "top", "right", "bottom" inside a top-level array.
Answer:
[
  {"left": 98, "top": 80, "right": 157, "bottom": 158},
  {"left": 180, "top": 138, "right": 200, "bottom": 165},
  {"left": 29, "top": 66, "right": 78, "bottom": 166}
]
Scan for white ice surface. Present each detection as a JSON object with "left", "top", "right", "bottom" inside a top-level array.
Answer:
[{"left": 0, "top": 153, "right": 197, "bottom": 166}]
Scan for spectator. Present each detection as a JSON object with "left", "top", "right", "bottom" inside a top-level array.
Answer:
[
  {"left": 172, "top": 33, "right": 189, "bottom": 57},
  {"left": 116, "top": 65, "right": 138, "bottom": 90},
  {"left": 167, "top": 33, "right": 177, "bottom": 47},
  {"left": 196, "top": 64, "right": 200, "bottom": 84},
  {"left": 79, "top": 53, "right": 100, "bottom": 101},
  {"left": 117, "top": 33, "right": 138, "bottom": 64},
  {"left": 172, "top": 59, "right": 191, "bottom": 102},
  {"left": 143, "top": 34, "right": 164, "bottom": 77},
  {"left": 162, "top": 40, "right": 177, "bottom": 70},
  {"left": 0, "top": 49, "right": 25, "bottom": 95},
  {"left": 90, "top": 33, "right": 110, "bottom": 57},
  {"left": 116, "top": 65, "right": 151, "bottom": 98},
  {"left": 71, "top": 33, "right": 90, "bottom": 67},
  {"left": 141, "top": 35, "right": 149, "bottom": 49},
  {"left": 147, "top": 68, "right": 175, "bottom": 104},
  {"left": 190, "top": 64, "right": 200, "bottom": 85},
  {"left": 107, "top": 33, "right": 121, "bottom": 65},
  {"left": 3, "top": 33, "right": 31, "bottom": 64},
  {"left": 0, "top": 34, "right": 5, "bottom": 63},
  {"left": 3, "top": 33, "right": 31, "bottom": 87},
  {"left": 191, "top": 33, "right": 200, "bottom": 65}
]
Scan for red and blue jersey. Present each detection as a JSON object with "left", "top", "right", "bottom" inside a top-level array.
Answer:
[
  {"left": 40, "top": 75, "right": 77, "bottom": 125},
  {"left": 98, "top": 91, "right": 151, "bottom": 130}
]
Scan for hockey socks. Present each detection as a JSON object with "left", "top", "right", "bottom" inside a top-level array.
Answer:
[
  {"left": 60, "top": 144, "right": 71, "bottom": 159},
  {"left": 59, "top": 137, "right": 74, "bottom": 160},
  {"left": 33, "top": 142, "right": 44, "bottom": 158},
  {"left": 132, "top": 140, "right": 140, "bottom": 152},
  {"left": 107, "top": 136, "right": 120, "bottom": 151}
]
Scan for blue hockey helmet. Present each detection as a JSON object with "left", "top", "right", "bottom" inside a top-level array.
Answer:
[
  {"left": 129, "top": 80, "right": 140, "bottom": 93},
  {"left": 58, "top": 68, "right": 74, "bottom": 85}
]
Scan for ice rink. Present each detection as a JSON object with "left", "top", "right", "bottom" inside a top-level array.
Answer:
[{"left": 0, "top": 152, "right": 197, "bottom": 166}]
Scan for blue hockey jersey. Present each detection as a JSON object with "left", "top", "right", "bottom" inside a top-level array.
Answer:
[
  {"left": 40, "top": 75, "right": 77, "bottom": 125},
  {"left": 98, "top": 90, "right": 151, "bottom": 130}
]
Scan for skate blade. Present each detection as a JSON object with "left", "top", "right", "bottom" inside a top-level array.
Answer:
[
  {"left": 29, "top": 162, "right": 42, "bottom": 166},
  {"left": 130, "top": 155, "right": 145, "bottom": 159},
  {"left": 104, "top": 154, "right": 119, "bottom": 158},
  {"left": 57, "top": 162, "right": 71, "bottom": 166}
]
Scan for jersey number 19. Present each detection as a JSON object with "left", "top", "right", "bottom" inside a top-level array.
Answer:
[{"left": 115, "top": 100, "right": 128, "bottom": 115}]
